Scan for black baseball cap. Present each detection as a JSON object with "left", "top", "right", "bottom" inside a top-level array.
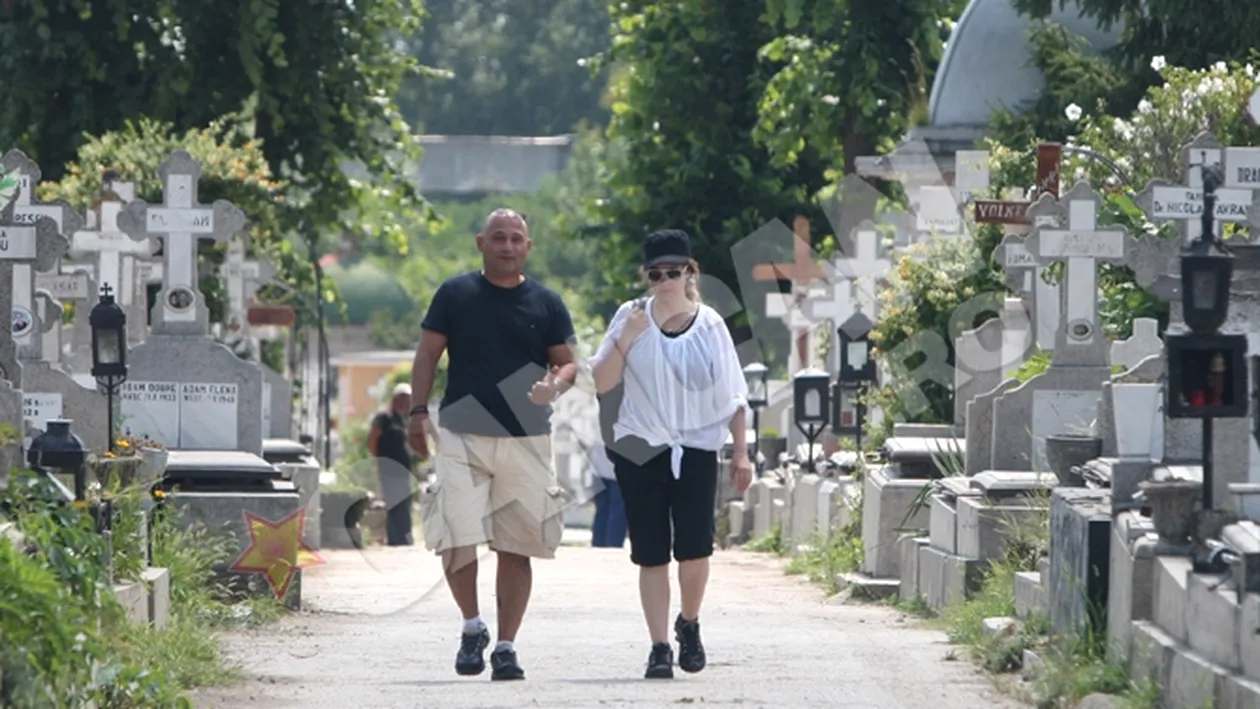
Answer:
[{"left": 643, "top": 229, "right": 693, "bottom": 268}]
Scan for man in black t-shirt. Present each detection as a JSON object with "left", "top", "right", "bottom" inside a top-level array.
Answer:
[
  {"left": 367, "top": 382, "right": 416, "bottom": 546},
  {"left": 406, "top": 208, "right": 578, "bottom": 682}
]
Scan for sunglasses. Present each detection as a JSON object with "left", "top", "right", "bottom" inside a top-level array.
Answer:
[{"left": 647, "top": 265, "right": 689, "bottom": 283}]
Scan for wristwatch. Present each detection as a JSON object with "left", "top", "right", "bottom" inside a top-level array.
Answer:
[{"left": 409, "top": 404, "right": 429, "bottom": 417}]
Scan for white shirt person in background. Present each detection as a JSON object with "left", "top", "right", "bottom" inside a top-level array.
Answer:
[{"left": 590, "top": 228, "right": 753, "bottom": 681}]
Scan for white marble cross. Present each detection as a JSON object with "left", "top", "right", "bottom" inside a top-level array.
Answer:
[
  {"left": 994, "top": 207, "right": 1064, "bottom": 353},
  {"left": 72, "top": 195, "right": 150, "bottom": 307},
  {"left": 1023, "top": 181, "right": 1137, "bottom": 367},
  {"left": 824, "top": 223, "right": 891, "bottom": 319},
  {"left": 1110, "top": 317, "right": 1162, "bottom": 370},
  {"left": 6, "top": 153, "right": 84, "bottom": 361},
  {"left": 34, "top": 290, "right": 63, "bottom": 365},
  {"left": 801, "top": 282, "right": 854, "bottom": 373},
  {"left": 765, "top": 291, "right": 818, "bottom": 375},
  {"left": 117, "top": 151, "right": 246, "bottom": 335},
  {"left": 218, "top": 236, "right": 276, "bottom": 334},
  {"left": 1136, "top": 132, "right": 1260, "bottom": 245}
]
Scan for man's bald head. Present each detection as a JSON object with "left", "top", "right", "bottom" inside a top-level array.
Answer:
[{"left": 477, "top": 207, "right": 532, "bottom": 281}]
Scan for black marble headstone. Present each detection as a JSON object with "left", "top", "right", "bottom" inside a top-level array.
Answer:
[{"left": 1049, "top": 487, "right": 1112, "bottom": 636}]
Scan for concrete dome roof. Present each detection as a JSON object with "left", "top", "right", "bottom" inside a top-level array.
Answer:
[{"left": 928, "top": 0, "right": 1124, "bottom": 129}]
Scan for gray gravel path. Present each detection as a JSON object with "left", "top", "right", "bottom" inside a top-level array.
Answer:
[{"left": 190, "top": 535, "right": 1022, "bottom": 708}]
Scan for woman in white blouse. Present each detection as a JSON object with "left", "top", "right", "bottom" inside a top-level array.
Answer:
[{"left": 590, "top": 228, "right": 754, "bottom": 680}]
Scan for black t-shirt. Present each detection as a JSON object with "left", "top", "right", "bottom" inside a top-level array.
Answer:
[
  {"left": 372, "top": 411, "right": 411, "bottom": 473},
  {"left": 421, "top": 271, "right": 575, "bottom": 437}
]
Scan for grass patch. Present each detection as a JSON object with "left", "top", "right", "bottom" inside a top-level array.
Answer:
[
  {"left": 1, "top": 469, "right": 289, "bottom": 707},
  {"left": 745, "top": 521, "right": 786, "bottom": 556},
  {"left": 783, "top": 528, "right": 863, "bottom": 594}
]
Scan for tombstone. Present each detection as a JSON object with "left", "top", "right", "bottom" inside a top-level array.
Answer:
[
  {"left": 915, "top": 185, "right": 963, "bottom": 237},
  {"left": 990, "top": 181, "right": 1138, "bottom": 473},
  {"left": 953, "top": 297, "right": 1035, "bottom": 427},
  {"left": 1110, "top": 317, "right": 1162, "bottom": 370},
  {"left": 114, "top": 151, "right": 261, "bottom": 454},
  {"left": 952, "top": 150, "right": 990, "bottom": 207},
  {"left": 0, "top": 177, "right": 65, "bottom": 388},
  {"left": 801, "top": 281, "right": 853, "bottom": 374},
  {"left": 823, "top": 222, "right": 891, "bottom": 320}
]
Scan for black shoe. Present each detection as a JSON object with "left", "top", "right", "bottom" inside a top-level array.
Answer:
[
  {"left": 674, "top": 614, "right": 706, "bottom": 673},
  {"left": 455, "top": 627, "right": 490, "bottom": 676},
  {"left": 490, "top": 648, "right": 526, "bottom": 681},
  {"left": 645, "top": 642, "right": 674, "bottom": 679}
]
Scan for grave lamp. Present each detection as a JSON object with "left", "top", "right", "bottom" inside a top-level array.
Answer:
[
  {"left": 27, "top": 419, "right": 88, "bottom": 502},
  {"left": 743, "top": 362, "right": 769, "bottom": 473},
  {"left": 89, "top": 285, "right": 128, "bottom": 453},
  {"left": 1181, "top": 164, "right": 1233, "bottom": 336},
  {"left": 792, "top": 368, "right": 831, "bottom": 472}
]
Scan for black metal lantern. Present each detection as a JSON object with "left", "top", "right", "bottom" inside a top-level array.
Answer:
[
  {"left": 793, "top": 368, "right": 830, "bottom": 471},
  {"left": 793, "top": 368, "right": 831, "bottom": 428},
  {"left": 830, "top": 382, "right": 864, "bottom": 436},
  {"left": 838, "top": 313, "right": 877, "bottom": 385},
  {"left": 89, "top": 284, "right": 128, "bottom": 452},
  {"left": 743, "top": 362, "right": 769, "bottom": 409},
  {"left": 1181, "top": 245, "right": 1233, "bottom": 336},
  {"left": 27, "top": 419, "right": 88, "bottom": 501},
  {"left": 89, "top": 284, "right": 128, "bottom": 379}
]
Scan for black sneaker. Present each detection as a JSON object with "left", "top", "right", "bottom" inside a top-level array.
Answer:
[
  {"left": 490, "top": 648, "right": 526, "bottom": 681},
  {"left": 674, "top": 614, "right": 706, "bottom": 673},
  {"left": 455, "top": 627, "right": 490, "bottom": 676},
  {"left": 645, "top": 642, "right": 674, "bottom": 679}
]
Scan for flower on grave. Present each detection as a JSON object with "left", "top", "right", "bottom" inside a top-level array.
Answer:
[
  {"left": 1065, "top": 103, "right": 1082, "bottom": 121},
  {"left": 152, "top": 489, "right": 167, "bottom": 501},
  {"left": 1150, "top": 55, "right": 1166, "bottom": 72}
]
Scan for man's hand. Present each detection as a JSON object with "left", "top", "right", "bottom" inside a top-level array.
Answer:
[
  {"left": 407, "top": 413, "right": 438, "bottom": 460},
  {"left": 731, "top": 451, "right": 753, "bottom": 494},
  {"left": 529, "top": 365, "right": 562, "bottom": 405}
]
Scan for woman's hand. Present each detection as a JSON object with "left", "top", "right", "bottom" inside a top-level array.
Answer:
[
  {"left": 616, "top": 302, "right": 650, "bottom": 352},
  {"left": 730, "top": 451, "right": 753, "bottom": 494}
]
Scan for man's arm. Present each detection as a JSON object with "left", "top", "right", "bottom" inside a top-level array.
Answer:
[
  {"left": 546, "top": 295, "right": 579, "bottom": 395},
  {"left": 410, "top": 330, "right": 447, "bottom": 411},
  {"left": 367, "top": 416, "right": 383, "bottom": 455}
]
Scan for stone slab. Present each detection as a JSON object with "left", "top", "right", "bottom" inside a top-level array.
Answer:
[
  {"left": 1014, "top": 571, "right": 1046, "bottom": 619},
  {"left": 1048, "top": 487, "right": 1112, "bottom": 636},
  {"left": 789, "top": 473, "right": 821, "bottom": 549},
  {"left": 836, "top": 573, "right": 900, "bottom": 600},
  {"left": 114, "top": 581, "right": 148, "bottom": 624},
  {"left": 956, "top": 496, "right": 1044, "bottom": 562},
  {"left": 919, "top": 545, "right": 986, "bottom": 611},
  {"left": 860, "top": 466, "right": 930, "bottom": 579},
  {"left": 971, "top": 470, "right": 1059, "bottom": 499},
  {"left": 1168, "top": 646, "right": 1228, "bottom": 709},
  {"left": 727, "top": 500, "right": 748, "bottom": 543},
  {"left": 141, "top": 566, "right": 171, "bottom": 630},
  {"left": 751, "top": 479, "right": 787, "bottom": 540},
  {"left": 1223, "top": 521, "right": 1260, "bottom": 595},
  {"left": 1128, "top": 620, "right": 1177, "bottom": 690},
  {"left": 1185, "top": 572, "right": 1241, "bottom": 672},
  {"left": 929, "top": 494, "right": 958, "bottom": 555},
  {"left": 1153, "top": 555, "right": 1194, "bottom": 644},
  {"left": 1242, "top": 592, "right": 1260, "bottom": 682},
  {"left": 1223, "top": 674, "right": 1260, "bottom": 709},
  {"left": 1106, "top": 524, "right": 1156, "bottom": 665},
  {"left": 881, "top": 435, "right": 966, "bottom": 478},
  {"left": 899, "top": 536, "right": 929, "bottom": 602}
]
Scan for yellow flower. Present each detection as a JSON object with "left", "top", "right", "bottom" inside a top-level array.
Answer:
[
  {"left": 152, "top": 489, "right": 167, "bottom": 500},
  {"left": 72, "top": 500, "right": 87, "bottom": 510}
]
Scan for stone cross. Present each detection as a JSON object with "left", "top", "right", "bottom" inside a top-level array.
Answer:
[
  {"left": 993, "top": 199, "right": 1065, "bottom": 353},
  {"left": 801, "top": 281, "right": 853, "bottom": 372},
  {"left": 1109, "top": 317, "right": 1162, "bottom": 369},
  {"left": 752, "top": 216, "right": 826, "bottom": 374},
  {"left": 2, "top": 150, "right": 84, "bottom": 360},
  {"left": 1135, "top": 132, "right": 1260, "bottom": 246},
  {"left": 764, "top": 291, "right": 818, "bottom": 375},
  {"left": 218, "top": 235, "right": 276, "bottom": 335},
  {"left": 1133, "top": 132, "right": 1260, "bottom": 307},
  {"left": 1021, "top": 180, "right": 1138, "bottom": 367},
  {"left": 823, "top": 222, "right": 890, "bottom": 319},
  {"left": 117, "top": 150, "right": 247, "bottom": 335},
  {"left": 71, "top": 191, "right": 150, "bottom": 312},
  {"left": 0, "top": 199, "right": 66, "bottom": 384}
]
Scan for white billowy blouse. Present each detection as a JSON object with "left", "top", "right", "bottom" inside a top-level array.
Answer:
[{"left": 589, "top": 297, "right": 749, "bottom": 478}]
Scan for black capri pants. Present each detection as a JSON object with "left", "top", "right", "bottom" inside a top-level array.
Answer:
[{"left": 609, "top": 436, "right": 719, "bottom": 567}]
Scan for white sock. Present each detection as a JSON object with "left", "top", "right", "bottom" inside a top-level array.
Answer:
[
  {"left": 495, "top": 640, "right": 515, "bottom": 653},
  {"left": 462, "top": 616, "right": 486, "bottom": 635}
]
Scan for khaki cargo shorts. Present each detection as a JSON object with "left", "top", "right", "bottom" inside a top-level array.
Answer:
[{"left": 420, "top": 428, "right": 569, "bottom": 559}]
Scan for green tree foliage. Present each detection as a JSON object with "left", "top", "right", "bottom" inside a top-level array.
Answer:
[
  {"left": 588, "top": 1, "right": 824, "bottom": 320},
  {"left": 754, "top": 0, "right": 958, "bottom": 178},
  {"left": 398, "top": 0, "right": 611, "bottom": 135},
  {"left": 0, "top": 0, "right": 425, "bottom": 238},
  {"left": 1013, "top": 0, "right": 1260, "bottom": 72}
]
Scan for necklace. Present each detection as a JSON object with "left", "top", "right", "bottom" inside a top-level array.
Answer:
[{"left": 659, "top": 306, "right": 698, "bottom": 334}]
